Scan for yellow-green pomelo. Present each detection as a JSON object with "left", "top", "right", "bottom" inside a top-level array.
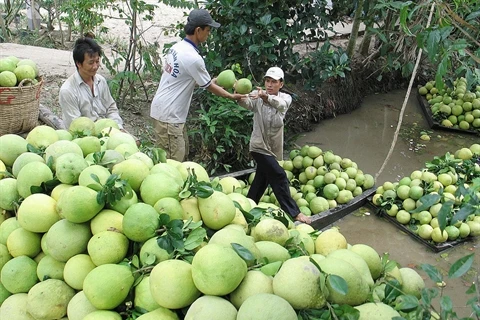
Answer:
[
  {"left": 88, "top": 149, "right": 125, "bottom": 170},
  {"left": 255, "top": 241, "right": 290, "bottom": 262},
  {"left": 185, "top": 295, "right": 237, "bottom": 320},
  {"left": 385, "top": 264, "right": 403, "bottom": 285},
  {"left": 27, "top": 279, "right": 75, "bottom": 319},
  {"left": 349, "top": 243, "right": 382, "bottom": 280},
  {"left": 90, "top": 209, "right": 123, "bottom": 235},
  {"left": 140, "top": 173, "right": 182, "bottom": 206},
  {"left": 219, "top": 176, "right": 242, "bottom": 194},
  {"left": 46, "top": 219, "right": 92, "bottom": 262},
  {"left": 0, "top": 159, "right": 5, "bottom": 179},
  {"left": 83, "top": 310, "right": 122, "bottom": 320},
  {"left": 180, "top": 197, "right": 201, "bottom": 222},
  {"left": 55, "top": 153, "right": 88, "bottom": 185},
  {"left": 78, "top": 164, "right": 111, "bottom": 190},
  {"left": 289, "top": 229, "right": 315, "bottom": 255},
  {"left": 83, "top": 263, "right": 134, "bottom": 309},
  {"left": 0, "top": 178, "right": 20, "bottom": 211},
  {"left": 0, "top": 243, "right": 12, "bottom": 270},
  {"left": 122, "top": 203, "right": 159, "bottom": 242},
  {"left": 94, "top": 118, "right": 120, "bottom": 135},
  {"left": 399, "top": 267, "right": 425, "bottom": 298},
  {"left": 179, "top": 161, "right": 210, "bottom": 182},
  {"left": 0, "top": 217, "right": 20, "bottom": 245},
  {"left": 273, "top": 257, "right": 326, "bottom": 309},
  {"left": 100, "top": 126, "right": 121, "bottom": 138},
  {"left": 69, "top": 116, "right": 95, "bottom": 136},
  {"left": 362, "top": 174, "right": 375, "bottom": 189},
  {"left": 0, "top": 282, "right": 11, "bottom": 306},
  {"left": 16, "top": 59, "right": 38, "bottom": 76},
  {"left": 114, "top": 142, "right": 139, "bottom": 157},
  {"left": 467, "top": 220, "right": 480, "bottom": 236},
  {"left": 315, "top": 228, "right": 347, "bottom": 255},
  {"left": 56, "top": 185, "right": 104, "bottom": 223},
  {"left": 191, "top": 243, "right": 247, "bottom": 295},
  {"left": 107, "top": 186, "right": 139, "bottom": 214},
  {"left": 309, "top": 196, "right": 329, "bottom": 214},
  {"left": 87, "top": 230, "right": 129, "bottom": 266},
  {"left": 112, "top": 158, "right": 150, "bottom": 193},
  {"left": 229, "top": 208, "right": 249, "bottom": 232},
  {"left": 150, "top": 162, "right": 184, "bottom": 186},
  {"left": 75, "top": 136, "right": 102, "bottom": 157},
  {"left": 216, "top": 69, "right": 236, "bottom": 89},
  {"left": 135, "top": 307, "right": 179, "bottom": 320},
  {"left": 63, "top": 254, "right": 96, "bottom": 290},
  {"left": 127, "top": 152, "right": 154, "bottom": 169},
  {"left": 26, "top": 125, "right": 59, "bottom": 149},
  {"left": 208, "top": 228, "right": 261, "bottom": 264},
  {"left": 317, "top": 256, "right": 370, "bottom": 306},
  {"left": 149, "top": 259, "right": 201, "bottom": 309},
  {"left": 154, "top": 197, "right": 184, "bottom": 220},
  {"left": 253, "top": 218, "right": 289, "bottom": 246},
  {"left": 106, "top": 131, "right": 137, "bottom": 150},
  {"left": 237, "top": 293, "right": 297, "bottom": 320},
  {"left": 327, "top": 249, "right": 374, "bottom": 288},
  {"left": 66, "top": 291, "right": 98, "bottom": 320},
  {"left": 229, "top": 270, "right": 273, "bottom": 309},
  {"left": 16, "top": 161, "right": 53, "bottom": 199},
  {"left": 0, "top": 134, "right": 28, "bottom": 167},
  {"left": 0, "top": 293, "right": 36, "bottom": 320},
  {"left": 6, "top": 227, "right": 41, "bottom": 258},
  {"left": 37, "top": 254, "right": 65, "bottom": 281},
  {"left": 1, "top": 256, "right": 38, "bottom": 293},
  {"left": 235, "top": 78, "right": 253, "bottom": 94},
  {"left": 354, "top": 302, "right": 401, "bottom": 319},
  {"left": 12, "top": 152, "right": 45, "bottom": 177},
  {"left": 44, "top": 140, "right": 83, "bottom": 169},
  {"left": 139, "top": 237, "right": 170, "bottom": 266},
  {"left": 56, "top": 129, "right": 73, "bottom": 141},
  {"left": 198, "top": 190, "right": 236, "bottom": 230},
  {"left": 227, "top": 193, "right": 251, "bottom": 212},
  {"left": 50, "top": 183, "right": 74, "bottom": 201},
  {"left": 134, "top": 276, "right": 161, "bottom": 312}
]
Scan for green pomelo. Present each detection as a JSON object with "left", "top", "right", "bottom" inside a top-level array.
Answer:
[
  {"left": 122, "top": 202, "right": 159, "bottom": 242},
  {"left": 354, "top": 302, "right": 401, "bottom": 320},
  {"left": 56, "top": 129, "right": 73, "bottom": 141},
  {"left": 67, "top": 291, "right": 98, "bottom": 320},
  {"left": 180, "top": 197, "right": 202, "bottom": 222},
  {"left": 229, "top": 209, "right": 249, "bottom": 231},
  {"left": 309, "top": 196, "right": 329, "bottom": 214},
  {"left": 0, "top": 243, "right": 12, "bottom": 270},
  {"left": 1, "top": 256, "right": 38, "bottom": 293},
  {"left": 219, "top": 176, "right": 242, "bottom": 194},
  {"left": 55, "top": 153, "right": 88, "bottom": 185},
  {"left": 94, "top": 118, "right": 120, "bottom": 136},
  {"left": 139, "top": 237, "right": 170, "bottom": 266},
  {"left": 6, "top": 227, "right": 41, "bottom": 258},
  {"left": 36, "top": 255, "right": 66, "bottom": 281},
  {"left": 208, "top": 228, "right": 261, "bottom": 265},
  {"left": 399, "top": 267, "right": 425, "bottom": 298},
  {"left": 127, "top": 151, "right": 154, "bottom": 169},
  {"left": 63, "top": 254, "right": 96, "bottom": 290},
  {"left": 83, "top": 264, "right": 134, "bottom": 309},
  {"left": 87, "top": 230, "right": 129, "bottom": 266},
  {"left": 191, "top": 243, "right": 247, "bottom": 295},
  {"left": 467, "top": 221, "right": 480, "bottom": 236},
  {"left": 198, "top": 190, "right": 236, "bottom": 230},
  {"left": 135, "top": 307, "right": 179, "bottom": 320},
  {"left": 363, "top": 174, "right": 375, "bottom": 189},
  {"left": 0, "top": 58, "right": 16, "bottom": 72},
  {"left": 327, "top": 249, "right": 374, "bottom": 288},
  {"left": 16, "top": 161, "right": 53, "bottom": 199},
  {"left": 0, "top": 293, "right": 36, "bottom": 320},
  {"left": 27, "top": 279, "right": 75, "bottom": 319},
  {"left": 26, "top": 125, "right": 59, "bottom": 149},
  {"left": 288, "top": 229, "right": 315, "bottom": 255},
  {"left": 44, "top": 140, "right": 83, "bottom": 169},
  {"left": 236, "top": 293, "right": 297, "bottom": 320},
  {"left": 14, "top": 65, "right": 36, "bottom": 82},
  {"left": 0, "top": 134, "right": 28, "bottom": 167},
  {"left": 179, "top": 161, "right": 209, "bottom": 182},
  {"left": 78, "top": 164, "right": 111, "bottom": 189},
  {"left": 12, "top": 152, "right": 45, "bottom": 177},
  {"left": 114, "top": 142, "right": 139, "bottom": 157},
  {"left": 315, "top": 228, "right": 347, "bottom": 255},
  {"left": 106, "top": 186, "right": 139, "bottom": 214},
  {"left": 272, "top": 257, "right": 326, "bottom": 309},
  {"left": 112, "top": 158, "right": 150, "bottom": 192},
  {"left": 0, "top": 217, "right": 20, "bottom": 245},
  {"left": 255, "top": 240, "right": 291, "bottom": 262},
  {"left": 46, "top": 219, "right": 92, "bottom": 262},
  {"left": 216, "top": 69, "right": 236, "bottom": 89},
  {"left": 153, "top": 197, "right": 184, "bottom": 220},
  {"left": 50, "top": 183, "right": 74, "bottom": 201},
  {"left": 253, "top": 218, "right": 289, "bottom": 246},
  {"left": 140, "top": 173, "right": 182, "bottom": 206},
  {"left": 229, "top": 270, "right": 273, "bottom": 309},
  {"left": 0, "top": 178, "right": 20, "bottom": 211},
  {"left": 185, "top": 295, "right": 237, "bottom": 320},
  {"left": 69, "top": 117, "right": 95, "bottom": 136},
  {"left": 75, "top": 136, "right": 102, "bottom": 157},
  {"left": 56, "top": 185, "right": 104, "bottom": 223},
  {"left": 83, "top": 310, "right": 122, "bottom": 320},
  {"left": 235, "top": 78, "right": 253, "bottom": 94},
  {"left": 90, "top": 209, "right": 123, "bottom": 235},
  {"left": 150, "top": 259, "right": 200, "bottom": 309},
  {"left": 350, "top": 243, "right": 382, "bottom": 280},
  {"left": 323, "top": 183, "right": 340, "bottom": 200},
  {"left": 150, "top": 162, "right": 184, "bottom": 186},
  {"left": 17, "top": 59, "right": 38, "bottom": 76},
  {"left": 106, "top": 131, "right": 137, "bottom": 150},
  {"left": 88, "top": 149, "right": 125, "bottom": 170},
  {"left": 0, "top": 282, "right": 11, "bottom": 305},
  {"left": 318, "top": 256, "right": 370, "bottom": 306},
  {"left": 134, "top": 276, "right": 160, "bottom": 312}
]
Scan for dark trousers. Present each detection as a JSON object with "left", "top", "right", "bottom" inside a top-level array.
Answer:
[{"left": 247, "top": 152, "right": 300, "bottom": 218}]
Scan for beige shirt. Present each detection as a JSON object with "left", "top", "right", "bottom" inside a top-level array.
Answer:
[
  {"left": 59, "top": 71, "right": 124, "bottom": 129},
  {"left": 238, "top": 91, "right": 292, "bottom": 160}
]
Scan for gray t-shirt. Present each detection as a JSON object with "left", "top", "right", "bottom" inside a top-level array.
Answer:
[{"left": 150, "top": 39, "right": 212, "bottom": 123}]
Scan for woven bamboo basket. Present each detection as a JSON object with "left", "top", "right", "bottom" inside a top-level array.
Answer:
[{"left": 0, "top": 76, "right": 43, "bottom": 136}]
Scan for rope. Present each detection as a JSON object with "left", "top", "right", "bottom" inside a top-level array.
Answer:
[{"left": 374, "top": 2, "right": 436, "bottom": 181}]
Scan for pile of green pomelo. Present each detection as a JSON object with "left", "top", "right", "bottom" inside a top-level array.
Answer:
[
  {"left": 0, "top": 56, "right": 40, "bottom": 87},
  {"left": 418, "top": 77, "right": 480, "bottom": 132},
  {"left": 0, "top": 118, "right": 436, "bottom": 319},
  {"left": 371, "top": 143, "right": 480, "bottom": 244}
]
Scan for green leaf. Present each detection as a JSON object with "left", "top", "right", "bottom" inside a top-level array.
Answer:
[
  {"left": 420, "top": 264, "right": 443, "bottom": 283},
  {"left": 451, "top": 204, "right": 477, "bottom": 225},
  {"left": 411, "top": 194, "right": 441, "bottom": 213},
  {"left": 157, "top": 236, "right": 174, "bottom": 253},
  {"left": 394, "top": 294, "right": 419, "bottom": 312},
  {"left": 327, "top": 274, "right": 348, "bottom": 296},
  {"left": 184, "top": 228, "right": 206, "bottom": 250},
  {"left": 231, "top": 243, "right": 255, "bottom": 263},
  {"left": 448, "top": 254, "right": 474, "bottom": 279},
  {"left": 437, "top": 201, "right": 454, "bottom": 231}
]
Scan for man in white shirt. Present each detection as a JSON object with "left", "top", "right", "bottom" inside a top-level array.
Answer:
[{"left": 150, "top": 9, "right": 244, "bottom": 161}]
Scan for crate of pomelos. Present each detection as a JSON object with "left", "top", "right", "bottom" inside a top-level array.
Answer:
[
  {"left": 370, "top": 143, "right": 480, "bottom": 252},
  {"left": 417, "top": 77, "right": 480, "bottom": 136}
]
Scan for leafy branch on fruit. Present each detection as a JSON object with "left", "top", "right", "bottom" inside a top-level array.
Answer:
[
  {"left": 92, "top": 173, "right": 129, "bottom": 206},
  {"left": 178, "top": 168, "right": 217, "bottom": 199}
]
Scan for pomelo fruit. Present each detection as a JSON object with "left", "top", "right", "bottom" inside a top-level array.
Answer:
[
  {"left": 0, "top": 293, "right": 36, "bottom": 320},
  {"left": 236, "top": 293, "right": 297, "bottom": 320},
  {"left": 198, "top": 190, "right": 236, "bottom": 230},
  {"left": 149, "top": 259, "right": 201, "bottom": 309},
  {"left": 208, "top": 227, "right": 261, "bottom": 264},
  {"left": 50, "top": 183, "right": 74, "bottom": 201},
  {"left": 66, "top": 291, "right": 98, "bottom": 320},
  {"left": 36, "top": 254, "right": 66, "bottom": 281},
  {"left": 354, "top": 302, "right": 401, "bottom": 319},
  {"left": 255, "top": 240, "right": 291, "bottom": 262},
  {"left": 83, "top": 310, "right": 122, "bottom": 320},
  {"left": 150, "top": 162, "right": 184, "bottom": 186},
  {"left": 6, "top": 227, "right": 41, "bottom": 258},
  {"left": 87, "top": 230, "right": 129, "bottom": 265},
  {"left": 75, "top": 136, "right": 102, "bottom": 156},
  {"left": 69, "top": 116, "right": 95, "bottom": 136},
  {"left": 0, "top": 58, "right": 16, "bottom": 73},
  {"left": 44, "top": 140, "right": 83, "bottom": 169},
  {"left": 191, "top": 243, "right": 247, "bottom": 295},
  {"left": 185, "top": 295, "right": 237, "bottom": 320},
  {"left": 106, "top": 131, "right": 137, "bottom": 150},
  {"left": 63, "top": 254, "right": 96, "bottom": 290},
  {"left": 0, "top": 70, "right": 17, "bottom": 87},
  {"left": 399, "top": 267, "right": 425, "bottom": 298},
  {"left": 0, "top": 243, "right": 12, "bottom": 270},
  {"left": 14, "top": 65, "right": 36, "bottom": 82},
  {"left": 94, "top": 118, "right": 120, "bottom": 135},
  {"left": 315, "top": 228, "right": 347, "bottom": 255},
  {"left": 127, "top": 151, "right": 154, "bottom": 169},
  {"left": 55, "top": 152, "right": 89, "bottom": 185},
  {"left": 327, "top": 249, "right": 374, "bottom": 288},
  {"left": 16, "top": 161, "right": 53, "bottom": 199},
  {"left": 219, "top": 176, "right": 242, "bottom": 194},
  {"left": 112, "top": 158, "right": 150, "bottom": 192},
  {"left": 46, "top": 219, "right": 92, "bottom": 262},
  {"left": 0, "top": 134, "right": 28, "bottom": 167},
  {"left": 12, "top": 152, "right": 45, "bottom": 178},
  {"left": 153, "top": 197, "right": 184, "bottom": 221},
  {"left": 180, "top": 197, "right": 202, "bottom": 222},
  {"left": 17, "top": 59, "right": 38, "bottom": 76},
  {"left": 83, "top": 263, "right": 134, "bottom": 310},
  {"left": 134, "top": 276, "right": 160, "bottom": 312},
  {"left": 235, "top": 78, "right": 253, "bottom": 94},
  {"left": 217, "top": 69, "right": 236, "bottom": 89},
  {"left": 350, "top": 243, "right": 382, "bottom": 280},
  {"left": 56, "top": 185, "right": 104, "bottom": 223},
  {"left": 309, "top": 196, "right": 329, "bottom": 214},
  {"left": 56, "top": 129, "right": 73, "bottom": 141},
  {"left": 179, "top": 161, "right": 209, "bottom": 182},
  {"left": 1, "top": 255, "right": 38, "bottom": 293},
  {"left": 107, "top": 186, "right": 139, "bottom": 214},
  {"left": 140, "top": 173, "right": 182, "bottom": 206},
  {"left": 289, "top": 229, "right": 315, "bottom": 255},
  {"left": 229, "top": 270, "right": 273, "bottom": 309},
  {"left": 17, "top": 193, "right": 59, "bottom": 233},
  {"left": 122, "top": 202, "right": 159, "bottom": 242},
  {"left": 0, "top": 217, "right": 20, "bottom": 245},
  {"left": 0, "top": 178, "right": 20, "bottom": 211},
  {"left": 139, "top": 237, "right": 170, "bottom": 266},
  {"left": 77, "top": 164, "right": 111, "bottom": 190},
  {"left": 26, "top": 125, "right": 59, "bottom": 149},
  {"left": 252, "top": 218, "right": 289, "bottom": 246},
  {"left": 135, "top": 308, "right": 179, "bottom": 320},
  {"left": 90, "top": 209, "right": 123, "bottom": 235},
  {"left": 27, "top": 279, "right": 75, "bottom": 320},
  {"left": 114, "top": 142, "right": 139, "bottom": 157}
]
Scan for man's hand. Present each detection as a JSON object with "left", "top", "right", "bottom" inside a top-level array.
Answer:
[{"left": 250, "top": 87, "right": 268, "bottom": 103}]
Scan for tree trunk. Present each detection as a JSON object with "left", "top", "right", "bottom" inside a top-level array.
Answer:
[
  {"left": 346, "top": 0, "right": 365, "bottom": 58},
  {"left": 359, "top": 28, "right": 373, "bottom": 56}
]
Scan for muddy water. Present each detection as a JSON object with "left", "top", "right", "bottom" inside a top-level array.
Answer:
[{"left": 295, "top": 89, "right": 479, "bottom": 317}]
